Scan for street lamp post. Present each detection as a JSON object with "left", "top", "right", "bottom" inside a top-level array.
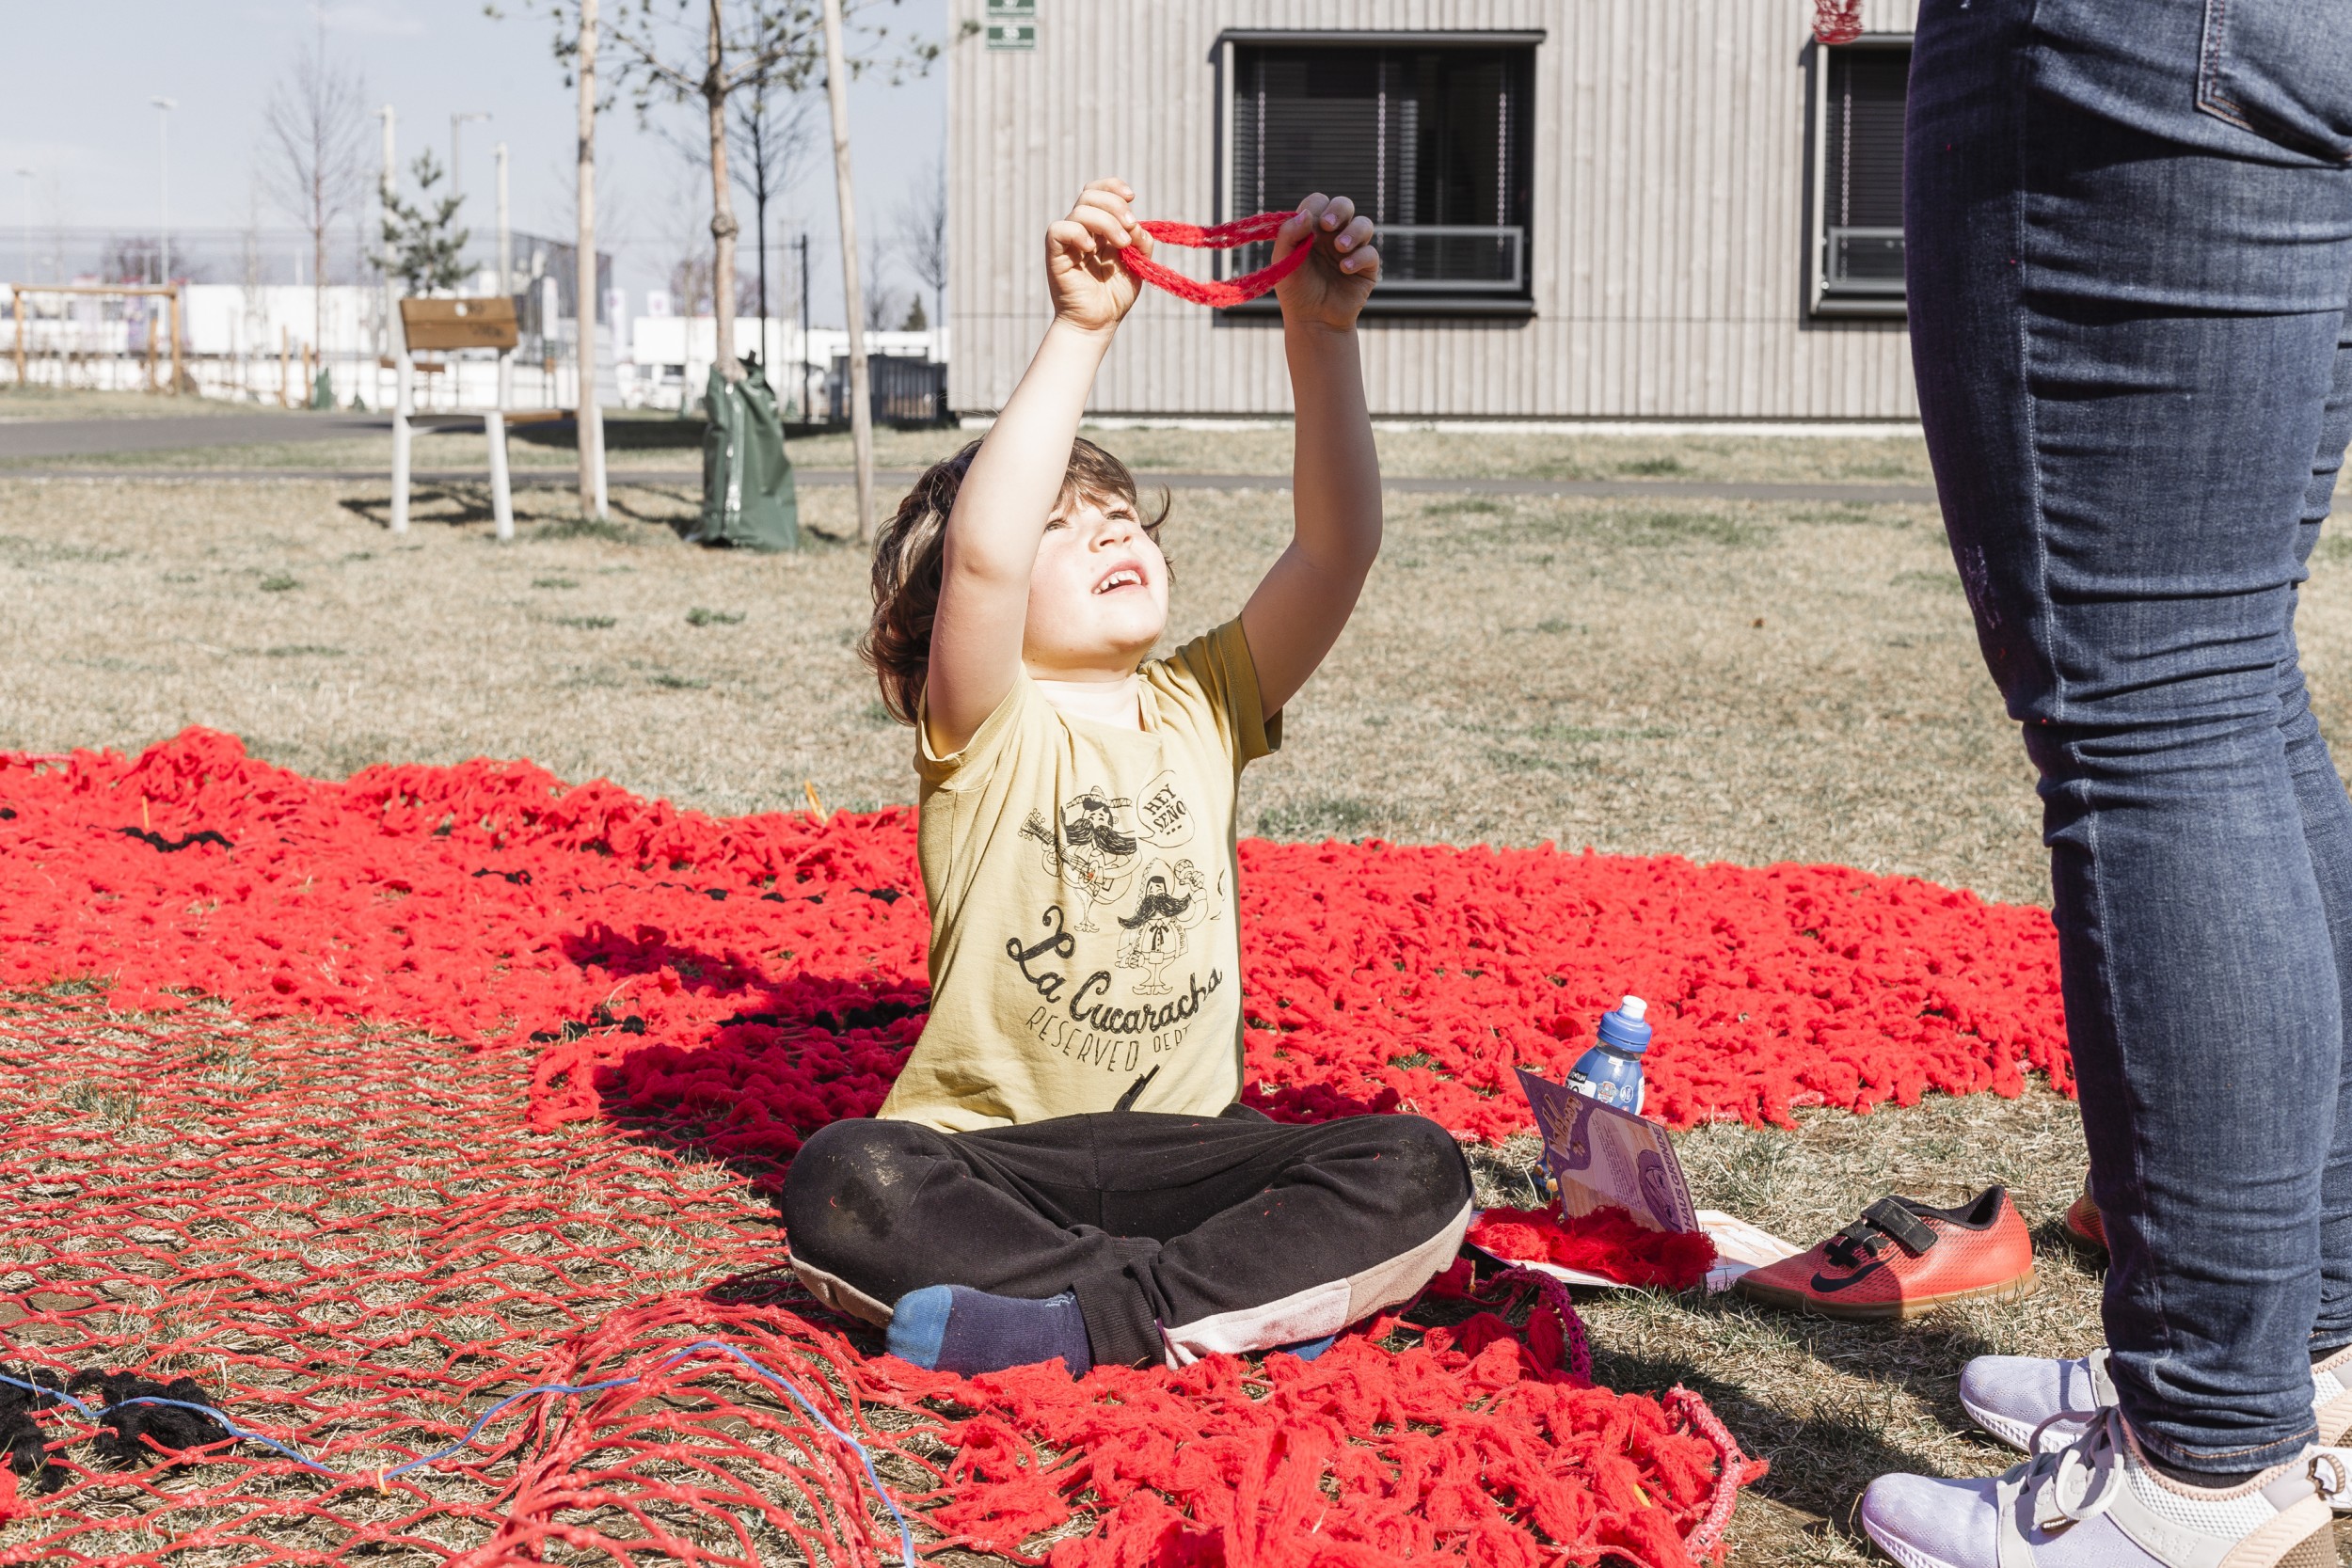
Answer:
[
  {"left": 376, "top": 105, "right": 396, "bottom": 408},
  {"left": 451, "top": 111, "right": 490, "bottom": 203},
  {"left": 494, "top": 142, "right": 511, "bottom": 297},
  {"left": 11, "top": 167, "right": 28, "bottom": 390},
  {"left": 151, "top": 98, "right": 175, "bottom": 286},
  {"left": 151, "top": 97, "right": 177, "bottom": 392},
  {"left": 13, "top": 169, "right": 30, "bottom": 287}
]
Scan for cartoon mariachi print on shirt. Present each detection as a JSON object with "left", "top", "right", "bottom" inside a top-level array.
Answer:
[
  {"left": 1020, "top": 771, "right": 1200, "bottom": 932},
  {"left": 1116, "top": 860, "right": 1209, "bottom": 995},
  {"left": 1020, "top": 786, "right": 1138, "bottom": 931},
  {"left": 1006, "top": 769, "right": 1230, "bottom": 1090}
]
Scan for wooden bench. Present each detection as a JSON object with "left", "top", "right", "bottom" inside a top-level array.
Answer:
[{"left": 390, "top": 297, "right": 564, "bottom": 539}]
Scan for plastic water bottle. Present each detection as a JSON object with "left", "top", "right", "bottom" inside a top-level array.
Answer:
[{"left": 1566, "top": 995, "right": 1652, "bottom": 1117}]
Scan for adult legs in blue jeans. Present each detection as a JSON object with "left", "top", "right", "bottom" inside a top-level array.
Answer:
[{"left": 1905, "top": 0, "right": 2352, "bottom": 1482}]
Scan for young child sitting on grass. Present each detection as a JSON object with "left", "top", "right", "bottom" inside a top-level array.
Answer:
[{"left": 784, "top": 179, "right": 1473, "bottom": 1377}]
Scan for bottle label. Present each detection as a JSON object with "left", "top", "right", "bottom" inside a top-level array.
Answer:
[{"left": 1568, "top": 1061, "right": 1643, "bottom": 1117}]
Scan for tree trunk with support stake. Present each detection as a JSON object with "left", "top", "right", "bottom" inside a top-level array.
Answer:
[
  {"left": 705, "top": 0, "right": 741, "bottom": 385},
  {"left": 820, "top": 0, "right": 873, "bottom": 541},
  {"left": 576, "top": 0, "right": 608, "bottom": 519}
]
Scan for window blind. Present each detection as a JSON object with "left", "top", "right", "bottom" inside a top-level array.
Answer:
[
  {"left": 1229, "top": 42, "right": 1534, "bottom": 295},
  {"left": 1820, "top": 45, "right": 1908, "bottom": 296}
]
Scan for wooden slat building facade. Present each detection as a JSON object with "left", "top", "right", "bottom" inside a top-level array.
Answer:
[{"left": 946, "top": 0, "right": 1922, "bottom": 420}]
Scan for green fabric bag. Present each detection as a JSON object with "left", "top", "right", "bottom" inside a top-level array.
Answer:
[{"left": 690, "top": 359, "right": 800, "bottom": 551}]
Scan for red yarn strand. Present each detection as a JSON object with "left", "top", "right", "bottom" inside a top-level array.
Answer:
[{"left": 1119, "top": 211, "right": 1314, "bottom": 308}]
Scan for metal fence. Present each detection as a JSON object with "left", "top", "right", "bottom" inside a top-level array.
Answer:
[
  {"left": 830, "top": 353, "right": 950, "bottom": 425},
  {"left": 3, "top": 224, "right": 607, "bottom": 409}
]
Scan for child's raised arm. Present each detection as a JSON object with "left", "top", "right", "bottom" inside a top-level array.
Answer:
[
  {"left": 924, "top": 179, "right": 1151, "bottom": 754},
  {"left": 1240, "top": 195, "right": 1383, "bottom": 717}
]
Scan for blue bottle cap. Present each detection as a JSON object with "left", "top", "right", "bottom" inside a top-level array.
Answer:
[{"left": 1596, "top": 994, "right": 1652, "bottom": 1053}]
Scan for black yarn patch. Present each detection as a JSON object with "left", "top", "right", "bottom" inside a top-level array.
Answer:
[
  {"left": 65, "top": 1370, "right": 233, "bottom": 1468},
  {"left": 119, "top": 827, "right": 233, "bottom": 853},
  {"left": 0, "top": 1364, "right": 65, "bottom": 1491}
]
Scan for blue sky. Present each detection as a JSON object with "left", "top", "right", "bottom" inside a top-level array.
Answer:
[{"left": 0, "top": 0, "right": 948, "bottom": 324}]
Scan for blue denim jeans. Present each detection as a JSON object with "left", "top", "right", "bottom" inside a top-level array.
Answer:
[{"left": 1907, "top": 0, "right": 2352, "bottom": 1477}]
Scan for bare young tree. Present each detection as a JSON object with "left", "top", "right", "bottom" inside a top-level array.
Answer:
[
  {"left": 576, "top": 0, "right": 608, "bottom": 520},
  {"left": 501, "top": 0, "right": 620, "bottom": 517},
  {"left": 669, "top": 249, "right": 715, "bottom": 317},
  {"left": 729, "top": 63, "right": 815, "bottom": 356},
  {"left": 893, "top": 155, "right": 945, "bottom": 341},
  {"left": 603, "top": 1, "right": 819, "bottom": 385},
  {"left": 259, "top": 30, "right": 372, "bottom": 367},
  {"left": 860, "top": 230, "right": 899, "bottom": 332},
  {"left": 105, "top": 236, "right": 165, "bottom": 286},
  {"left": 595, "top": 0, "right": 933, "bottom": 384}
]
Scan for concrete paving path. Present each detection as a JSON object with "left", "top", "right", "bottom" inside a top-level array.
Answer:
[
  {"left": 0, "top": 412, "right": 390, "bottom": 459},
  {"left": 0, "top": 462, "right": 1937, "bottom": 505}
]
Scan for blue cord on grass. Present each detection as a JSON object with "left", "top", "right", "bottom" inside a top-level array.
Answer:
[{"left": 1, "top": 1338, "right": 916, "bottom": 1567}]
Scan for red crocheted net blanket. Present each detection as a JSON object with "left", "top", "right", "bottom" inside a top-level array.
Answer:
[
  {"left": 0, "top": 729, "right": 2070, "bottom": 1146},
  {"left": 0, "top": 730, "right": 2067, "bottom": 1564}
]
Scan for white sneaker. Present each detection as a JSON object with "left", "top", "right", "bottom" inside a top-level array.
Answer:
[
  {"left": 1860, "top": 1408, "right": 2349, "bottom": 1568},
  {"left": 1961, "top": 1346, "right": 2352, "bottom": 1455}
]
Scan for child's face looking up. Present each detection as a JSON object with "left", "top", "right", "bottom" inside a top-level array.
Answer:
[{"left": 1021, "top": 487, "right": 1169, "bottom": 681}]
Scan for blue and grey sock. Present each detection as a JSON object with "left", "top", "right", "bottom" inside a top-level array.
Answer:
[{"left": 884, "top": 1285, "right": 1093, "bottom": 1378}]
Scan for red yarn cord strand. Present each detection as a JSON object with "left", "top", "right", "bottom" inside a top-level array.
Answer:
[
  {"left": 1119, "top": 211, "right": 1312, "bottom": 308},
  {"left": 1668, "top": 1386, "right": 1772, "bottom": 1560}
]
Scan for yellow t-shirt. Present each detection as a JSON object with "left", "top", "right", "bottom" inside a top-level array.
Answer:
[{"left": 877, "top": 618, "right": 1280, "bottom": 1132}]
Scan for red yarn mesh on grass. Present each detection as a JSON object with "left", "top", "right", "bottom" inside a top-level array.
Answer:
[
  {"left": 0, "top": 993, "right": 1758, "bottom": 1567},
  {"left": 0, "top": 728, "right": 2070, "bottom": 1164},
  {"left": 0, "top": 729, "right": 2063, "bottom": 1562}
]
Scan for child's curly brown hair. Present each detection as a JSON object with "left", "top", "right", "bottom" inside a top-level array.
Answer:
[{"left": 860, "top": 437, "right": 1169, "bottom": 725}]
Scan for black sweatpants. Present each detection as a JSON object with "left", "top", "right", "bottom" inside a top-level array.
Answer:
[{"left": 782, "top": 1108, "right": 1475, "bottom": 1370}]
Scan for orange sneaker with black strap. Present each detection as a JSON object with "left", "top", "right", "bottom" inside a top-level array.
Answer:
[{"left": 1736, "top": 1185, "right": 2036, "bottom": 1321}]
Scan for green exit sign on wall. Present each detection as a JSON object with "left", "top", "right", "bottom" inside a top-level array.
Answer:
[{"left": 986, "top": 0, "right": 1034, "bottom": 50}]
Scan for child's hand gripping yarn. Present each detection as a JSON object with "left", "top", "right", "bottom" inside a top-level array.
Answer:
[{"left": 1045, "top": 178, "right": 1153, "bottom": 334}]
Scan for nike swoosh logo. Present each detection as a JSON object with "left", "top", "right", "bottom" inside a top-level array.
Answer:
[{"left": 1810, "top": 1260, "right": 1889, "bottom": 1293}]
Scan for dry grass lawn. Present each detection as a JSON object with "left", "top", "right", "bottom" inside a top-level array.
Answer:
[{"left": 10, "top": 444, "right": 2352, "bottom": 1563}]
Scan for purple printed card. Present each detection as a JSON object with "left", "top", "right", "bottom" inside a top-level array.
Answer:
[{"left": 1513, "top": 1065, "right": 1700, "bottom": 1236}]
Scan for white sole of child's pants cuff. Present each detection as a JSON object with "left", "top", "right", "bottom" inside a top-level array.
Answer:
[{"left": 1861, "top": 1513, "right": 1966, "bottom": 1568}]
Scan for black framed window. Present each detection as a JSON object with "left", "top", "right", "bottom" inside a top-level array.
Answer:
[
  {"left": 1811, "top": 39, "right": 1909, "bottom": 316},
  {"left": 1222, "top": 36, "right": 1536, "bottom": 310}
]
